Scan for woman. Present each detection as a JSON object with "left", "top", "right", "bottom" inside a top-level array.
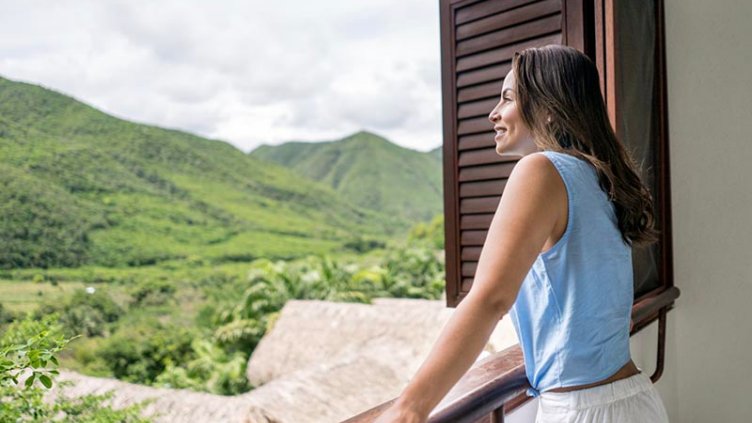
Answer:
[{"left": 374, "top": 45, "right": 669, "bottom": 422}]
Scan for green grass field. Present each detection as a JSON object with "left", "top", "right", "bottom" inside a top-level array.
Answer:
[{"left": 0, "top": 279, "right": 86, "bottom": 313}]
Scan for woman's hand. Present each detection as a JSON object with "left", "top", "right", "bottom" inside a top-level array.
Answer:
[{"left": 372, "top": 403, "right": 427, "bottom": 423}]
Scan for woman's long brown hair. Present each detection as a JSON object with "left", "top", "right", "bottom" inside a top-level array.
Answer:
[{"left": 512, "top": 44, "right": 659, "bottom": 247}]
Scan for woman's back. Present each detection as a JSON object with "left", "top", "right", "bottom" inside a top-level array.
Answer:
[{"left": 509, "top": 150, "right": 634, "bottom": 398}]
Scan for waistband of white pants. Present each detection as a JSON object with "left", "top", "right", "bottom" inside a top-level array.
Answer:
[{"left": 538, "top": 369, "right": 653, "bottom": 411}]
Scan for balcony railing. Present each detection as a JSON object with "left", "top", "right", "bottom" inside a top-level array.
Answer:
[{"left": 345, "top": 286, "right": 680, "bottom": 422}]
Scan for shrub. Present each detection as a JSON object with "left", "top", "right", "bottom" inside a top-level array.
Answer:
[
  {"left": 0, "top": 314, "right": 151, "bottom": 422},
  {"left": 34, "top": 288, "right": 124, "bottom": 338},
  {"left": 129, "top": 280, "right": 176, "bottom": 307},
  {"left": 342, "top": 237, "right": 386, "bottom": 253},
  {"left": 98, "top": 321, "right": 195, "bottom": 385}
]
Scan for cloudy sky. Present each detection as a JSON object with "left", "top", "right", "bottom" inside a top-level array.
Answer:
[{"left": 0, "top": 0, "right": 442, "bottom": 153}]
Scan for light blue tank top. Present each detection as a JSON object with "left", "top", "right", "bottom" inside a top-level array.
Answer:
[{"left": 508, "top": 150, "right": 633, "bottom": 398}]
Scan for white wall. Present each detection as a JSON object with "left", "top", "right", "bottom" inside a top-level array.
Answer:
[{"left": 629, "top": 0, "right": 752, "bottom": 421}]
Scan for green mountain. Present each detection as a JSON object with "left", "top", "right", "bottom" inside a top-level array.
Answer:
[
  {"left": 429, "top": 145, "right": 442, "bottom": 162},
  {"left": 0, "top": 76, "right": 408, "bottom": 269},
  {"left": 250, "top": 131, "right": 443, "bottom": 223}
]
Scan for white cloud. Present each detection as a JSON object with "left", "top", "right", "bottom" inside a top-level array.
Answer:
[{"left": 0, "top": 0, "right": 442, "bottom": 152}]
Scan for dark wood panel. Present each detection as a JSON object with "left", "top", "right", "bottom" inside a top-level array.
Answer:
[
  {"left": 459, "top": 147, "right": 510, "bottom": 167},
  {"left": 457, "top": 0, "right": 562, "bottom": 40},
  {"left": 461, "top": 230, "right": 488, "bottom": 246},
  {"left": 457, "top": 80, "right": 500, "bottom": 103},
  {"left": 457, "top": 14, "right": 562, "bottom": 57},
  {"left": 461, "top": 278, "right": 474, "bottom": 292},
  {"left": 457, "top": 33, "right": 561, "bottom": 72},
  {"left": 459, "top": 162, "right": 516, "bottom": 182},
  {"left": 462, "top": 261, "right": 478, "bottom": 277},
  {"left": 458, "top": 132, "right": 495, "bottom": 151},
  {"left": 457, "top": 62, "right": 511, "bottom": 89},
  {"left": 462, "top": 246, "right": 484, "bottom": 261},
  {"left": 461, "top": 196, "right": 500, "bottom": 214},
  {"left": 456, "top": 0, "right": 540, "bottom": 25},
  {"left": 458, "top": 97, "right": 500, "bottom": 119},
  {"left": 460, "top": 179, "right": 507, "bottom": 197},
  {"left": 440, "top": 0, "right": 460, "bottom": 309},
  {"left": 461, "top": 214, "right": 494, "bottom": 229},
  {"left": 458, "top": 115, "right": 494, "bottom": 135}
]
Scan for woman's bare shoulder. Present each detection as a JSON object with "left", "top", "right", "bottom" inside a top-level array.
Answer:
[
  {"left": 509, "top": 152, "right": 563, "bottom": 188},
  {"left": 505, "top": 152, "right": 568, "bottom": 228}
]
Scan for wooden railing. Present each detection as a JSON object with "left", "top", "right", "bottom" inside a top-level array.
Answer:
[{"left": 344, "top": 286, "right": 680, "bottom": 423}]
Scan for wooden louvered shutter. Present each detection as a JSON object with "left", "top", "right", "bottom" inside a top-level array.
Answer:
[{"left": 440, "top": 0, "right": 592, "bottom": 307}]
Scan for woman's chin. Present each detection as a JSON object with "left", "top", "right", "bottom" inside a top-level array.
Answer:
[
  {"left": 495, "top": 139, "right": 512, "bottom": 156},
  {"left": 494, "top": 138, "right": 504, "bottom": 154},
  {"left": 495, "top": 144, "right": 504, "bottom": 156}
]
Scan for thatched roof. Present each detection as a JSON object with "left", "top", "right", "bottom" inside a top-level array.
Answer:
[
  {"left": 243, "top": 297, "right": 518, "bottom": 421},
  {"left": 51, "top": 297, "right": 518, "bottom": 423},
  {"left": 247, "top": 297, "right": 518, "bottom": 384},
  {"left": 53, "top": 370, "right": 280, "bottom": 423}
]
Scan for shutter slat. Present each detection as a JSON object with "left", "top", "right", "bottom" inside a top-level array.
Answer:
[
  {"left": 462, "top": 262, "right": 478, "bottom": 277},
  {"left": 458, "top": 132, "right": 496, "bottom": 151},
  {"left": 462, "top": 246, "right": 484, "bottom": 261},
  {"left": 456, "top": 0, "right": 541, "bottom": 25},
  {"left": 461, "top": 278, "right": 474, "bottom": 292},
  {"left": 458, "top": 98, "right": 500, "bottom": 119},
  {"left": 459, "top": 147, "right": 512, "bottom": 167},
  {"left": 457, "top": 62, "right": 511, "bottom": 89},
  {"left": 461, "top": 214, "right": 494, "bottom": 230},
  {"left": 461, "top": 196, "right": 500, "bottom": 214},
  {"left": 459, "top": 162, "right": 516, "bottom": 182},
  {"left": 457, "top": 14, "right": 562, "bottom": 57},
  {"left": 461, "top": 230, "right": 487, "bottom": 246},
  {"left": 457, "top": 33, "right": 561, "bottom": 72},
  {"left": 457, "top": 80, "right": 500, "bottom": 103},
  {"left": 457, "top": 0, "right": 562, "bottom": 40},
  {"left": 460, "top": 180, "right": 507, "bottom": 198},
  {"left": 458, "top": 116, "right": 494, "bottom": 136}
]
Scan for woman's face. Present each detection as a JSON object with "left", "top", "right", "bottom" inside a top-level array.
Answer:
[{"left": 488, "top": 69, "right": 538, "bottom": 156}]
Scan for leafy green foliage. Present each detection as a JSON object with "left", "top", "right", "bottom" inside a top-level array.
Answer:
[
  {"left": 343, "top": 236, "right": 387, "bottom": 253},
  {"left": 0, "top": 165, "right": 92, "bottom": 268},
  {"left": 377, "top": 245, "right": 445, "bottom": 299},
  {"left": 0, "top": 315, "right": 151, "bottom": 422},
  {"left": 48, "top": 390, "right": 153, "bottom": 423},
  {"left": 0, "top": 314, "right": 68, "bottom": 389},
  {"left": 129, "top": 280, "right": 176, "bottom": 307},
  {"left": 213, "top": 239, "right": 445, "bottom": 355},
  {"left": 33, "top": 288, "right": 124, "bottom": 338},
  {"left": 0, "top": 303, "right": 19, "bottom": 324},
  {"left": 154, "top": 339, "right": 249, "bottom": 394},
  {"left": 98, "top": 319, "right": 195, "bottom": 385},
  {"left": 251, "top": 131, "right": 443, "bottom": 222},
  {"left": 407, "top": 214, "right": 445, "bottom": 250}
]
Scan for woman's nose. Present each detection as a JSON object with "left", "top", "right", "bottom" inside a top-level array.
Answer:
[{"left": 488, "top": 108, "right": 499, "bottom": 123}]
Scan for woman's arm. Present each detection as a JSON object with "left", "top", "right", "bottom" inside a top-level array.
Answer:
[{"left": 374, "top": 153, "right": 566, "bottom": 422}]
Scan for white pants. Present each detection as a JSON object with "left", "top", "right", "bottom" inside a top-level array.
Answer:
[{"left": 535, "top": 371, "right": 669, "bottom": 422}]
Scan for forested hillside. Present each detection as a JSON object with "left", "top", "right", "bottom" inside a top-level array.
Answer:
[
  {"left": 250, "top": 131, "right": 443, "bottom": 222},
  {"left": 0, "top": 76, "right": 408, "bottom": 269}
]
